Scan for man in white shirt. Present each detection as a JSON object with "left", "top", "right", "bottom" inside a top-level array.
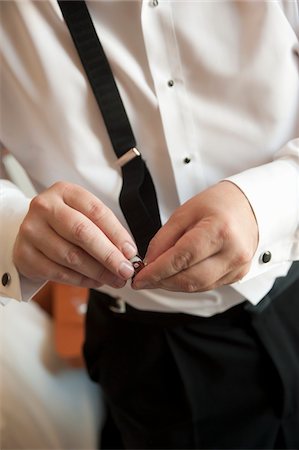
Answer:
[{"left": 1, "top": 1, "right": 299, "bottom": 448}]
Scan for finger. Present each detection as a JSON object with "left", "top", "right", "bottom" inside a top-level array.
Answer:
[
  {"left": 48, "top": 202, "right": 135, "bottom": 280},
  {"left": 62, "top": 184, "right": 137, "bottom": 258},
  {"left": 134, "top": 220, "right": 223, "bottom": 287},
  {"left": 15, "top": 244, "right": 104, "bottom": 289},
  {"left": 133, "top": 252, "right": 219, "bottom": 292},
  {"left": 134, "top": 253, "right": 250, "bottom": 293},
  {"left": 15, "top": 229, "right": 127, "bottom": 289},
  {"left": 144, "top": 215, "right": 187, "bottom": 264},
  {"left": 30, "top": 223, "right": 126, "bottom": 287}
]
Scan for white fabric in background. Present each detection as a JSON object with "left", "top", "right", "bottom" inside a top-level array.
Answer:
[{"left": 0, "top": 301, "right": 103, "bottom": 449}]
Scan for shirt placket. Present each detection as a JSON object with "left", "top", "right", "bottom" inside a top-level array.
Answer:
[{"left": 141, "top": 0, "right": 206, "bottom": 204}]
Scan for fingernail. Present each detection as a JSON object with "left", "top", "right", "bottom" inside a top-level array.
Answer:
[
  {"left": 122, "top": 242, "right": 137, "bottom": 259},
  {"left": 119, "top": 261, "right": 134, "bottom": 279}
]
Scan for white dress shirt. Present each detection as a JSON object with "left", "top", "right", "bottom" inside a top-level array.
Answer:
[{"left": 1, "top": 0, "right": 299, "bottom": 316}]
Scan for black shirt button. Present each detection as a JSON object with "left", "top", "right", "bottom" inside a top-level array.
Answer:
[
  {"left": 261, "top": 251, "right": 272, "bottom": 263},
  {"left": 183, "top": 157, "right": 191, "bottom": 164},
  {"left": 2, "top": 272, "right": 11, "bottom": 287},
  {"left": 167, "top": 80, "right": 174, "bottom": 87}
]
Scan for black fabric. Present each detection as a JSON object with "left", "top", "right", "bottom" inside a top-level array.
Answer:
[
  {"left": 100, "top": 408, "right": 125, "bottom": 450},
  {"left": 244, "top": 264, "right": 299, "bottom": 449},
  {"left": 84, "top": 269, "right": 299, "bottom": 449},
  {"left": 120, "top": 156, "right": 161, "bottom": 258},
  {"left": 57, "top": 0, "right": 135, "bottom": 155},
  {"left": 57, "top": 0, "right": 161, "bottom": 257}
]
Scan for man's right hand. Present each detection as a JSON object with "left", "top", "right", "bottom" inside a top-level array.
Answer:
[{"left": 13, "top": 182, "right": 137, "bottom": 289}]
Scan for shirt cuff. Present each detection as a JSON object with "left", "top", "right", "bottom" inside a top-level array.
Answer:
[
  {"left": 0, "top": 180, "right": 42, "bottom": 304},
  {"left": 226, "top": 139, "right": 299, "bottom": 303}
]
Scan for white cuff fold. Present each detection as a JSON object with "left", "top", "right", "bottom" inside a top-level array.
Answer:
[
  {"left": 0, "top": 180, "right": 38, "bottom": 304},
  {"left": 226, "top": 139, "right": 299, "bottom": 303}
]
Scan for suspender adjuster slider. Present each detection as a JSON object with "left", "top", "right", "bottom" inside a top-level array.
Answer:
[{"left": 115, "top": 147, "right": 141, "bottom": 168}]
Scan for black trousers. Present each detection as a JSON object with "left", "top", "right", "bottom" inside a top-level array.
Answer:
[{"left": 83, "top": 263, "right": 299, "bottom": 449}]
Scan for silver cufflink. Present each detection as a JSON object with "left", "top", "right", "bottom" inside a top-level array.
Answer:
[{"left": 130, "top": 255, "right": 145, "bottom": 277}]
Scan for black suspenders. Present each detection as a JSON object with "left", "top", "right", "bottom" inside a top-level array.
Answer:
[{"left": 57, "top": 1, "right": 161, "bottom": 258}]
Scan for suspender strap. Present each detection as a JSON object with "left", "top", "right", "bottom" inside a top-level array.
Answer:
[{"left": 58, "top": 1, "right": 161, "bottom": 257}]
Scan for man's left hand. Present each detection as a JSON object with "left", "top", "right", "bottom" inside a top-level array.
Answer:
[{"left": 132, "top": 181, "right": 258, "bottom": 293}]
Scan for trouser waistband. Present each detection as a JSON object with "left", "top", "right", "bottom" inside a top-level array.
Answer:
[
  {"left": 89, "top": 289, "right": 248, "bottom": 327},
  {"left": 89, "top": 261, "right": 299, "bottom": 327}
]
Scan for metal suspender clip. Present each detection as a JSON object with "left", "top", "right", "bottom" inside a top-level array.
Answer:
[{"left": 115, "top": 147, "right": 141, "bottom": 168}]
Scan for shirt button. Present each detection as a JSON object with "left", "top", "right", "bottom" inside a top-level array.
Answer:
[
  {"left": 167, "top": 80, "right": 174, "bottom": 87},
  {"left": 149, "top": 0, "right": 158, "bottom": 6},
  {"left": 2, "top": 272, "right": 11, "bottom": 287},
  {"left": 183, "top": 157, "right": 191, "bottom": 164},
  {"left": 261, "top": 251, "right": 272, "bottom": 263}
]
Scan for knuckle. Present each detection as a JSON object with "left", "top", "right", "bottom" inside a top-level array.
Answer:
[
  {"left": 172, "top": 251, "right": 193, "bottom": 272},
  {"left": 64, "top": 247, "right": 82, "bottom": 268},
  {"left": 30, "top": 195, "right": 51, "bottom": 214},
  {"left": 87, "top": 201, "right": 107, "bottom": 223},
  {"left": 52, "top": 180, "right": 69, "bottom": 192},
  {"left": 179, "top": 275, "right": 199, "bottom": 293},
  {"left": 72, "top": 220, "right": 91, "bottom": 243},
  {"left": 233, "top": 248, "right": 252, "bottom": 267},
  {"left": 54, "top": 270, "right": 71, "bottom": 284},
  {"left": 102, "top": 247, "right": 118, "bottom": 268},
  {"left": 19, "top": 218, "right": 34, "bottom": 238},
  {"left": 217, "top": 219, "right": 234, "bottom": 243}
]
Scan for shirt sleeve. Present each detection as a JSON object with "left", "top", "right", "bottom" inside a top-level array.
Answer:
[
  {"left": 226, "top": 138, "right": 299, "bottom": 303},
  {"left": 0, "top": 180, "right": 44, "bottom": 305}
]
